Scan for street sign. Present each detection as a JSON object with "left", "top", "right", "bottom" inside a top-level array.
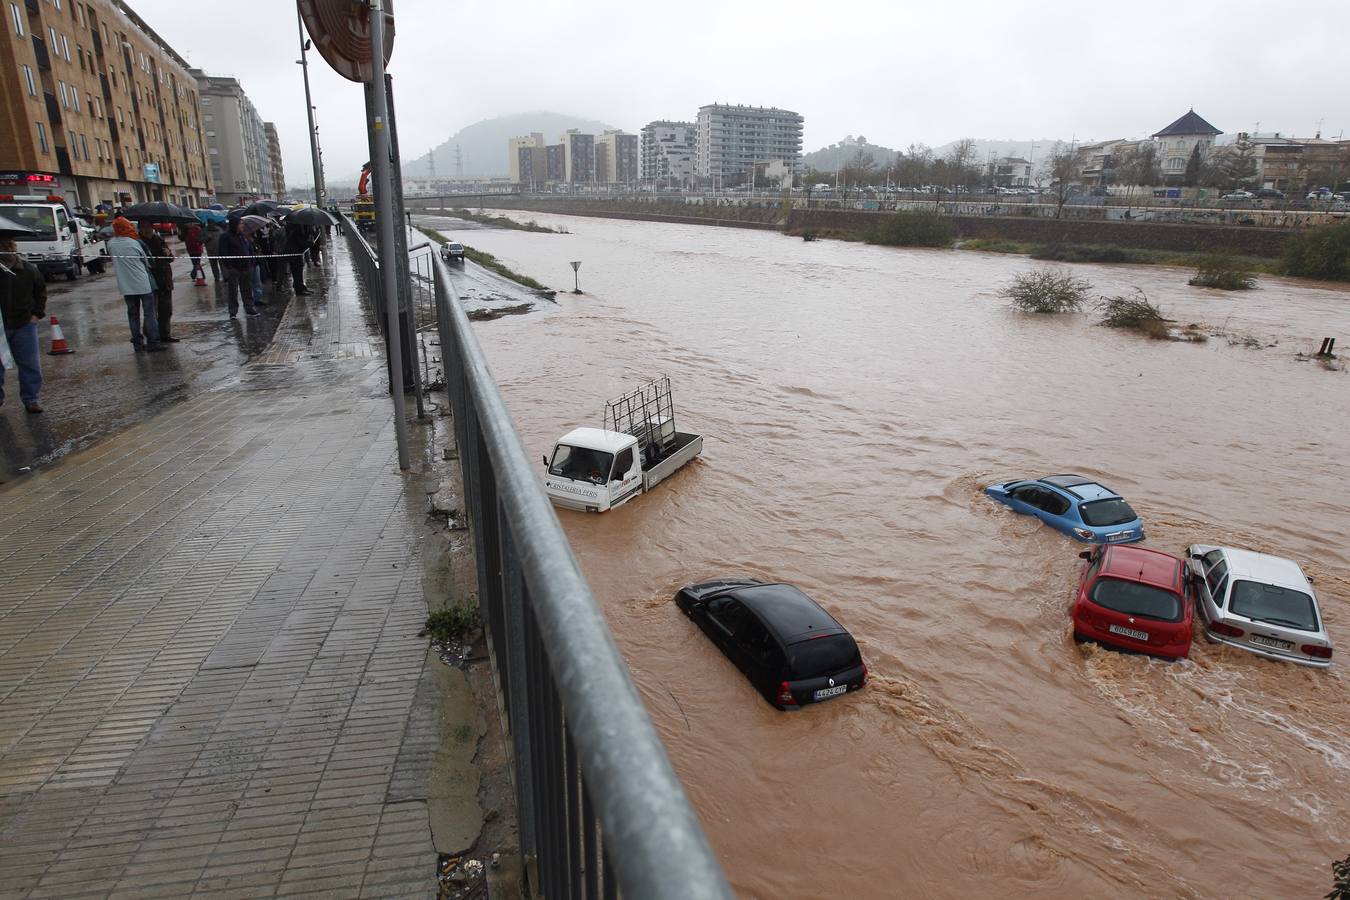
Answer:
[
  {"left": 570, "top": 261, "right": 581, "bottom": 271},
  {"left": 298, "top": 0, "right": 395, "bottom": 84},
  {"left": 143, "top": 163, "right": 160, "bottom": 183}
]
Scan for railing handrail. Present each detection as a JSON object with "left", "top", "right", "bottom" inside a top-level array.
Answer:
[{"left": 345, "top": 211, "right": 730, "bottom": 898}]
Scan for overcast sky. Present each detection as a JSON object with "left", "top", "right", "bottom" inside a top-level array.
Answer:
[{"left": 138, "top": 0, "right": 1350, "bottom": 187}]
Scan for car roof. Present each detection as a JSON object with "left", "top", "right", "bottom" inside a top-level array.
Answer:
[
  {"left": 1100, "top": 545, "right": 1182, "bottom": 591},
  {"left": 557, "top": 427, "right": 634, "bottom": 454},
  {"left": 1215, "top": 547, "right": 1313, "bottom": 593},
  {"left": 1037, "top": 475, "right": 1119, "bottom": 501},
  {"left": 731, "top": 583, "right": 846, "bottom": 643}
]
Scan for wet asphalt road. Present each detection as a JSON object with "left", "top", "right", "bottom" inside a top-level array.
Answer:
[{"left": 0, "top": 245, "right": 300, "bottom": 480}]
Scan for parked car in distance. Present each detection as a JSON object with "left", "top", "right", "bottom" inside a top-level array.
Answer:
[
  {"left": 1073, "top": 544, "right": 1193, "bottom": 659},
  {"left": 1186, "top": 545, "right": 1333, "bottom": 667},
  {"left": 439, "top": 241, "right": 465, "bottom": 264},
  {"left": 985, "top": 474, "right": 1144, "bottom": 544},
  {"left": 675, "top": 578, "right": 866, "bottom": 710},
  {"left": 1221, "top": 190, "right": 1256, "bottom": 200},
  {"left": 1307, "top": 189, "right": 1334, "bottom": 201}
]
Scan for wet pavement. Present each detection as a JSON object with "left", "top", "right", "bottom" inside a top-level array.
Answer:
[
  {"left": 0, "top": 239, "right": 446, "bottom": 898},
  {"left": 0, "top": 248, "right": 314, "bottom": 480}
]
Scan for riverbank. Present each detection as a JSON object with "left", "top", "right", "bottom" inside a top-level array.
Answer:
[{"left": 414, "top": 223, "right": 554, "bottom": 293}]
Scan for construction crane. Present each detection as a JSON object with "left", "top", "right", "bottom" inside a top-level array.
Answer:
[{"left": 353, "top": 161, "right": 375, "bottom": 232}]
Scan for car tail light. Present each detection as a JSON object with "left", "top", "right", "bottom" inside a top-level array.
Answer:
[
  {"left": 1301, "top": 644, "right": 1333, "bottom": 659},
  {"left": 860, "top": 663, "right": 868, "bottom": 686},
  {"left": 1210, "top": 622, "right": 1245, "bottom": 638},
  {"left": 777, "top": 681, "right": 797, "bottom": 707}
]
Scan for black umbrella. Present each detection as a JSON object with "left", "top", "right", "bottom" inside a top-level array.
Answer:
[
  {"left": 0, "top": 214, "right": 38, "bottom": 238},
  {"left": 284, "top": 206, "right": 337, "bottom": 227},
  {"left": 229, "top": 202, "right": 287, "bottom": 220},
  {"left": 119, "top": 201, "right": 198, "bottom": 224}
]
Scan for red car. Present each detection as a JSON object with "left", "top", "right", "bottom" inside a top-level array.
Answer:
[{"left": 1072, "top": 544, "right": 1193, "bottom": 659}]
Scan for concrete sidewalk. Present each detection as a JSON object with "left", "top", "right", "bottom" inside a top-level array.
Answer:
[{"left": 0, "top": 241, "right": 446, "bottom": 898}]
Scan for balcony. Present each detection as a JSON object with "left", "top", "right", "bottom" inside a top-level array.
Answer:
[
  {"left": 32, "top": 36, "right": 50, "bottom": 70},
  {"left": 44, "top": 92, "right": 61, "bottom": 125}
]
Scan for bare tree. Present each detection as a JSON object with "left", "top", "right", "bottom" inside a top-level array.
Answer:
[
  {"left": 842, "top": 149, "right": 878, "bottom": 198},
  {"left": 895, "top": 143, "right": 933, "bottom": 188},
  {"left": 1046, "top": 142, "right": 1080, "bottom": 218},
  {"left": 945, "top": 138, "right": 979, "bottom": 190}
]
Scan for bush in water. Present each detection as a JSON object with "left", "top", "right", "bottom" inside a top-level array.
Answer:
[
  {"left": 1097, "top": 289, "right": 1170, "bottom": 339},
  {"left": 1281, "top": 221, "right": 1350, "bottom": 282},
  {"left": 1329, "top": 851, "right": 1350, "bottom": 900},
  {"left": 867, "top": 210, "right": 955, "bottom": 248},
  {"left": 1000, "top": 268, "right": 1092, "bottom": 313},
  {"left": 1189, "top": 253, "right": 1257, "bottom": 289}
]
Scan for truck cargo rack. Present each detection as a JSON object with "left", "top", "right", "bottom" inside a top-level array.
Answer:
[{"left": 604, "top": 376, "right": 678, "bottom": 460}]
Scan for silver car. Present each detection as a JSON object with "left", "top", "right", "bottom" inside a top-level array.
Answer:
[{"left": 1187, "top": 545, "right": 1333, "bottom": 668}]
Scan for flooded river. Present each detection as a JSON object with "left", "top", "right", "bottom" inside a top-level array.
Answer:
[{"left": 429, "top": 212, "right": 1350, "bottom": 898}]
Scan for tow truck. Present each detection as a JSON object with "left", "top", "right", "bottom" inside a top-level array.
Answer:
[
  {"left": 543, "top": 376, "right": 703, "bottom": 512},
  {"left": 0, "top": 193, "right": 89, "bottom": 279}
]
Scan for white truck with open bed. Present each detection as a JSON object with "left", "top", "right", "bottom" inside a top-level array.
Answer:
[{"left": 543, "top": 376, "right": 703, "bottom": 512}]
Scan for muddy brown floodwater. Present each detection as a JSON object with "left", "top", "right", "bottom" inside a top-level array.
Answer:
[{"left": 440, "top": 212, "right": 1350, "bottom": 898}]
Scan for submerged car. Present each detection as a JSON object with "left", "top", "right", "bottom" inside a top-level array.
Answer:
[
  {"left": 1187, "top": 545, "right": 1333, "bottom": 668},
  {"left": 1073, "top": 545, "right": 1193, "bottom": 659},
  {"left": 675, "top": 578, "right": 866, "bottom": 710},
  {"left": 985, "top": 475, "right": 1144, "bottom": 543}
]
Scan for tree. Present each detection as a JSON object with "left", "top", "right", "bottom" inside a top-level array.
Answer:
[
  {"left": 1183, "top": 143, "right": 1203, "bottom": 187},
  {"left": 945, "top": 138, "right": 979, "bottom": 190},
  {"left": 1046, "top": 142, "right": 1080, "bottom": 218},
  {"left": 1211, "top": 133, "right": 1258, "bottom": 190},
  {"left": 841, "top": 149, "right": 878, "bottom": 198},
  {"left": 894, "top": 143, "right": 933, "bottom": 188}
]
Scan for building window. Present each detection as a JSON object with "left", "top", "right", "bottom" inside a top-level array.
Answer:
[
  {"left": 22, "top": 63, "right": 35, "bottom": 96},
  {"left": 61, "top": 33, "right": 69, "bottom": 60},
  {"left": 36, "top": 121, "right": 48, "bottom": 152},
  {"left": 71, "top": 90, "right": 79, "bottom": 112},
  {"left": 81, "top": 134, "right": 88, "bottom": 159},
  {"left": 48, "top": 25, "right": 57, "bottom": 48},
  {"left": 58, "top": 81, "right": 68, "bottom": 106},
  {"left": 10, "top": 2, "right": 22, "bottom": 36}
]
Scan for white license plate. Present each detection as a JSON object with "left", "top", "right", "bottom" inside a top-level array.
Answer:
[
  {"left": 1107, "top": 531, "right": 1134, "bottom": 542},
  {"left": 813, "top": 684, "right": 848, "bottom": 701},
  {"left": 1108, "top": 624, "right": 1149, "bottom": 641},
  {"left": 1251, "top": 635, "right": 1293, "bottom": 651}
]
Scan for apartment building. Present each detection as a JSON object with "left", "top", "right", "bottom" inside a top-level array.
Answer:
[
  {"left": 694, "top": 104, "right": 803, "bottom": 181},
  {"left": 508, "top": 131, "right": 545, "bottom": 183},
  {"left": 191, "top": 69, "right": 272, "bottom": 205},
  {"left": 1152, "top": 109, "right": 1222, "bottom": 183},
  {"left": 264, "top": 121, "right": 285, "bottom": 199},
  {"left": 640, "top": 120, "right": 695, "bottom": 182},
  {"left": 593, "top": 130, "right": 637, "bottom": 184},
  {"left": 545, "top": 143, "right": 564, "bottom": 183},
  {"left": 562, "top": 129, "right": 593, "bottom": 183},
  {"left": 0, "top": 0, "right": 211, "bottom": 208},
  {"left": 1248, "top": 134, "right": 1350, "bottom": 191}
]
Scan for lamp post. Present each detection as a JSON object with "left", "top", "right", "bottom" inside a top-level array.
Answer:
[{"left": 296, "top": 7, "right": 324, "bottom": 205}]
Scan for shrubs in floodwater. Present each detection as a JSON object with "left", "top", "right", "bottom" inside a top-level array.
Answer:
[
  {"left": 423, "top": 597, "right": 479, "bottom": 643},
  {"left": 1329, "top": 851, "right": 1350, "bottom": 900},
  {"left": 1281, "top": 221, "right": 1350, "bottom": 282},
  {"left": 1031, "top": 243, "right": 1129, "bottom": 264},
  {"left": 1000, "top": 268, "right": 1092, "bottom": 313},
  {"left": 867, "top": 210, "right": 955, "bottom": 248},
  {"left": 1189, "top": 254, "right": 1257, "bottom": 290},
  {"left": 1097, "top": 289, "right": 1170, "bottom": 339}
]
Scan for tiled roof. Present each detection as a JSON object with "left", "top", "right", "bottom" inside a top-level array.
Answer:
[{"left": 1152, "top": 110, "right": 1222, "bottom": 137}]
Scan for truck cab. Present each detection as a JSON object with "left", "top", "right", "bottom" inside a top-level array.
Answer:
[
  {"left": 0, "top": 194, "right": 86, "bottom": 279},
  {"left": 543, "top": 377, "right": 703, "bottom": 513}
]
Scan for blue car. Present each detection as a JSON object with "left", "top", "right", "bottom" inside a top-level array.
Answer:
[{"left": 985, "top": 474, "right": 1144, "bottom": 544}]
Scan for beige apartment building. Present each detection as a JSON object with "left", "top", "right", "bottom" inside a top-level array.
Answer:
[
  {"left": 0, "top": 0, "right": 211, "bottom": 208},
  {"left": 593, "top": 130, "right": 637, "bottom": 184}
]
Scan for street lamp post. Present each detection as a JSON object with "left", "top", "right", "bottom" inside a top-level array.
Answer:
[{"left": 296, "top": 7, "right": 324, "bottom": 205}]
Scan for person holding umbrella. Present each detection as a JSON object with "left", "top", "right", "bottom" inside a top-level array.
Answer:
[
  {"left": 0, "top": 234, "right": 48, "bottom": 413},
  {"left": 138, "top": 220, "right": 178, "bottom": 343},
  {"left": 217, "top": 218, "right": 258, "bottom": 318},
  {"left": 183, "top": 221, "right": 206, "bottom": 286},
  {"left": 107, "top": 216, "right": 164, "bottom": 351},
  {"left": 283, "top": 222, "right": 312, "bottom": 294}
]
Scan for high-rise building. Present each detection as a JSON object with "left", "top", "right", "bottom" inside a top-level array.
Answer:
[
  {"left": 695, "top": 104, "right": 803, "bottom": 181},
  {"left": 191, "top": 70, "right": 273, "bottom": 204},
  {"left": 264, "top": 122, "right": 285, "bottom": 199},
  {"left": 545, "top": 144, "right": 565, "bottom": 183},
  {"left": 0, "top": 0, "right": 212, "bottom": 207},
  {"left": 562, "top": 130, "right": 594, "bottom": 183},
  {"left": 508, "top": 132, "right": 545, "bottom": 183},
  {"left": 640, "top": 121, "right": 695, "bottom": 182},
  {"left": 593, "top": 130, "right": 637, "bottom": 184}
]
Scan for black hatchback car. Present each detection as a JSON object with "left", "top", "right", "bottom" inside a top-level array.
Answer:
[{"left": 675, "top": 578, "right": 866, "bottom": 710}]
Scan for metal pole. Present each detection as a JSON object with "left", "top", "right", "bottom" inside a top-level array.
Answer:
[
  {"left": 296, "top": 6, "right": 324, "bottom": 206},
  {"left": 367, "top": 0, "right": 409, "bottom": 470}
]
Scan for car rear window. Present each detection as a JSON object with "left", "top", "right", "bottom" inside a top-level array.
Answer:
[
  {"left": 1229, "top": 581, "right": 1319, "bottom": 632},
  {"left": 1090, "top": 577, "right": 1182, "bottom": 622},
  {"left": 786, "top": 634, "right": 859, "bottom": 679},
  {"left": 1080, "top": 498, "right": 1137, "bottom": 527}
]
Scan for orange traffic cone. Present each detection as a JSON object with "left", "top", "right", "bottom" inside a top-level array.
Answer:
[
  {"left": 47, "top": 316, "right": 76, "bottom": 355},
  {"left": 195, "top": 276, "right": 207, "bottom": 286}
]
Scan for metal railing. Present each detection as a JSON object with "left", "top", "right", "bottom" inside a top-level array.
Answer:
[{"left": 340, "top": 213, "right": 731, "bottom": 899}]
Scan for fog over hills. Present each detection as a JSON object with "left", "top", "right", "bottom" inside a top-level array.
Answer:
[{"left": 402, "top": 112, "right": 619, "bottom": 179}]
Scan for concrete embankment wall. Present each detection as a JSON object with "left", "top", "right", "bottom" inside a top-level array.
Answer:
[{"left": 409, "top": 199, "right": 1290, "bottom": 257}]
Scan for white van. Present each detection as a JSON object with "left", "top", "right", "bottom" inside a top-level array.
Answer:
[{"left": 0, "top": 194, "right": 87, "bottom": 280}]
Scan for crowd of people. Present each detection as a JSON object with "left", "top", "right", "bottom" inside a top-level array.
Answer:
[{"left": 0, "top": 210, "right": 327, "bottom": 413}]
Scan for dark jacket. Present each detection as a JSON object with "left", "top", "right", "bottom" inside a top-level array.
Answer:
[
  {"left": 0, "top": 257, "right": 48, "bottom": 329},
  {"left": 141, "top": 232, "right": 174, "bottom": 293},
  {"left": 217, "top": 231, "right": 253, "bottom": 272}
]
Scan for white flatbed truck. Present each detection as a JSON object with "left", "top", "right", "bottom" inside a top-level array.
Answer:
[{"left": 543, "top": 376, "right": 703, "bottom": 512}]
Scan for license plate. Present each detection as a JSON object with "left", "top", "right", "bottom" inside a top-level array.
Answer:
[
  {"left": 1107, "top": 531, "right": 1134, "bottom": 542},
  {"left": 1251, "top": 635, "right": 1293, "bottom": 651},
  {"left": 1108, "top": 624, "right": 1149, "bottom": 641},
  {"left": 813, "top": 684, "right": 848, "bottom": 701}
]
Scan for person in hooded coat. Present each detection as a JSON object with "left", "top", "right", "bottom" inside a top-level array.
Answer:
[{"left": 107, "top": 217, "right": 163, "bottom": 351}]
